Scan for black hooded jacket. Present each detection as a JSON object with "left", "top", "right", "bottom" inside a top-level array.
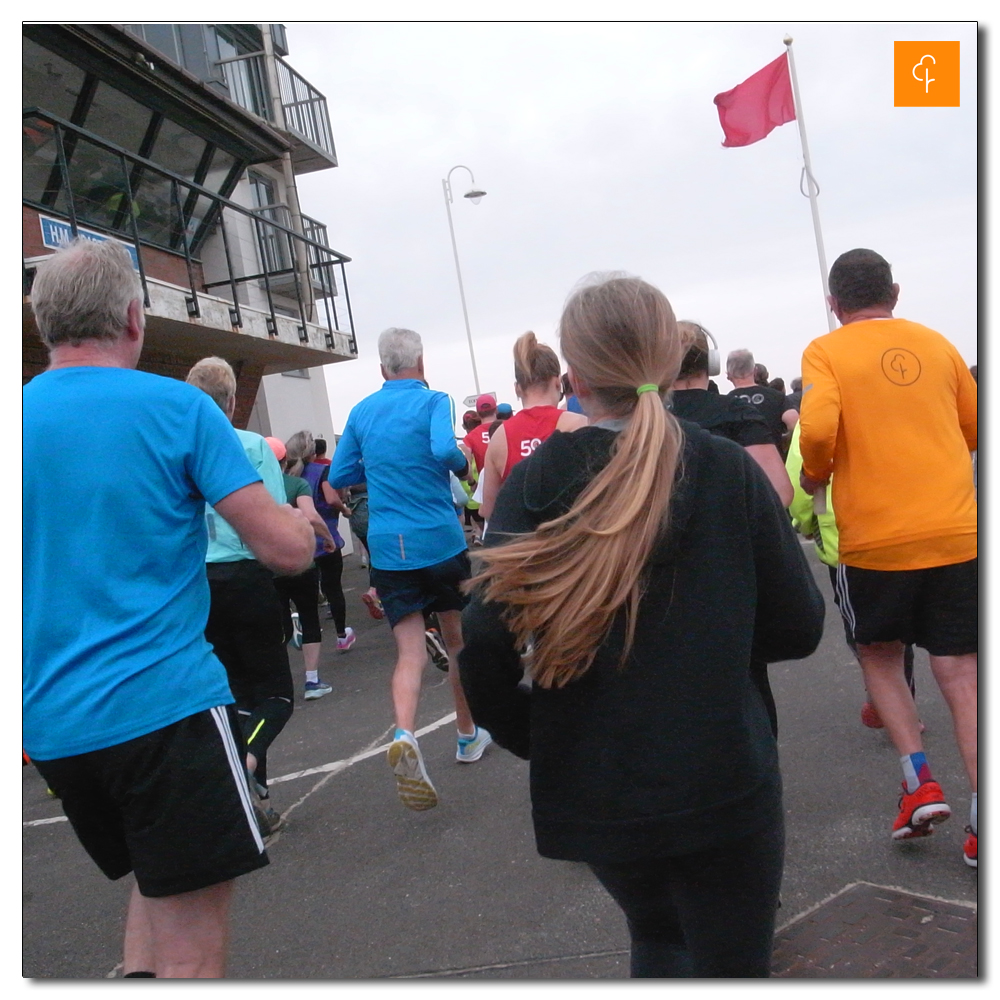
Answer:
[{"left": 458, "top": 421, "right": 824, "bottom": 863}]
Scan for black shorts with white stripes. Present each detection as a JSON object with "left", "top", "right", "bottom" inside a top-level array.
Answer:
[
  {"left": 832, "top": 557, "right": 977, "bottom": 656},
  {"left": 34, "top": 705, "right": 268, "bottom": 897}
]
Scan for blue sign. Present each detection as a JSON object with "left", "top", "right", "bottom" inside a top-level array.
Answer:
[{"left": 38, "top": 215, "right": 139, "bottom": 271}]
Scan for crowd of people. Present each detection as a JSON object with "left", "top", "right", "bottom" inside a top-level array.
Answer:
[{"left": 23, "top": 239, "right": 976, "bottom": 978}]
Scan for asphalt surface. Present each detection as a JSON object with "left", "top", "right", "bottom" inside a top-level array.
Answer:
[{"left": 22, "top": 543, "right": 978, "bottom": 979}]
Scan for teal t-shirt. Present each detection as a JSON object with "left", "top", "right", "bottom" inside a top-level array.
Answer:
[
  {"left": 23, "top": 367, "right": 261, "bottom": 760},
  {"left": 205, "top": 429, "right": 286, "bottom": 563}
]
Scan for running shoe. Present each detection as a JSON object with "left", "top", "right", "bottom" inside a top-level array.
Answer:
[
  {"left": 262, "top": 803, "right": 284, "bottom": 834},
  {"left": 860, "top": 702, "right": 884, "bottom": 728},
  {"left": 304, "top": 679, "right": 333, "bottom": 700},
  {"left": 425, "top": 628, "right": 450, "bottom": 672},
  {"left": 387, "top": 732, "right": 438, "bottom": 811},
  {"left": 246, "top": 766, "right": 268, "bottom": 800},
  {"left": 456, "top": 726, "right": 493, "bottom": 763},
  {"left": 337, "top": 627, "right": 357, "bottom": 653},
  {"left": 892, "top": 780, "right": 951, "bottom": 840},
  {"left": 861, "top": 700, "right": 925, "bottom": 733},
  {"left": 963, "top": 827, "right": 978, "bottom": 869},
  {"left": 361, "top": 591, "right": 385, "bottom": 620},
  {"left": 289, "top": 612, "right": 303, "bottom": 650}
]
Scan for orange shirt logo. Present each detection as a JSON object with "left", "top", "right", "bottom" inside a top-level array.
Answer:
[{"left": 894, "top": 41, "right": 960, "bottom": 107}]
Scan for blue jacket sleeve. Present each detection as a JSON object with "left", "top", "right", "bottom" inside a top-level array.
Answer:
[
  {"left": 327, "top": 418, "right": 364, "bottom": 489},
  {"left": 430, "top": 393, "right": 468, "bottom": 474}
]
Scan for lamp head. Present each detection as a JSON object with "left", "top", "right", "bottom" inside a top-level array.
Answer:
[{"left": 464, "top": 188, "right": 486, "bottom": 205}]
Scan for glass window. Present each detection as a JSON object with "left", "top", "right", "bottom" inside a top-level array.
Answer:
[
  {"left": 22, "top": 37, "right": 86, "bottom": 120},
  {"left": 83, "top": 82, "right": 154, "bottom": 156},
  {"left": 129, "top": 25, "right": 180, "bottom": 66},
  {"left": 57, "top": 136, "right": 135, "bottom": 235},
  {"left": 23, "top": 115, "right": 61, "bottom": 205},
  {"left": 149, "top": 118, "right": 207, "bottom": 181}
]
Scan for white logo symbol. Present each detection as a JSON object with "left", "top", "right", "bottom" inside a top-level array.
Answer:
[{"left": 912, "top": 54, "right": 936, "bottom": 94}]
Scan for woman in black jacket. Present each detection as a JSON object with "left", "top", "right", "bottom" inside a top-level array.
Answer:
[{"left": 459, "top": 274, "right": 824, "bottom": 978}]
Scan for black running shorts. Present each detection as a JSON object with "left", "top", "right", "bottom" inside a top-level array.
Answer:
[
  {"left": 370, "top": 551, "right": 472, "bottom": 629},
  {"left": 33, "top": 706, "right": 268, "bottom": 897},
  {"left": 833, "top": 557, "right": 977, "bottom": 656}
]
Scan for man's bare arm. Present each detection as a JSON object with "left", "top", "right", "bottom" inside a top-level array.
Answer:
[
  {"left": 744, "top": 444, "right": 794, "bottom": 508},
  {"left": 214, "top": 482, "right": 314, "bottom": 575}
]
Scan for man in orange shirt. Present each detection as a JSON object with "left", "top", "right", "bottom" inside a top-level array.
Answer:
[{"left": 799, "top": 249, "right": 977, "bottom": 868}]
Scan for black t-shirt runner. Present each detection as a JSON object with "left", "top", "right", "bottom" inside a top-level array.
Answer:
[
  {"left": 668, "top": 389, "right": 772, "bottom": 448},
  {"left": 726, "top": 385, "right": 788, "bottom": 445}
]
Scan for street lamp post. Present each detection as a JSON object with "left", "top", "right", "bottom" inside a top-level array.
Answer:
[{"left": 442, "top": 165, "right": 486, "bottom": 395}]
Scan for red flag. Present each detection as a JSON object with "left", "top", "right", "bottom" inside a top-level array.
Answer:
[{"left": 714, "top": 53, "right": 795, "bottom": 147}]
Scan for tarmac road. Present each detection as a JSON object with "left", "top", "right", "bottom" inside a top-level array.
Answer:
[{"left": 22, "top": 544, "right": 978, "bottom": 979}]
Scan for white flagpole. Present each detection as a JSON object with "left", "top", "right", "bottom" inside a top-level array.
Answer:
[{"left": 784, "top": 36, "right": 837, "bottom": 332}]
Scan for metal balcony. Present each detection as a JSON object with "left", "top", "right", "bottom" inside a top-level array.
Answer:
[
  {"left": 218, "top": 52, "right": 337, "bottom": 173},
  {"left": 23, "top": 108, "right": 356, "bottom": 363}
]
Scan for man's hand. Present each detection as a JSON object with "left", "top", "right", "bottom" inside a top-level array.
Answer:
[
  {"left": 800, "top": 471, "right": 829, "bottom": 496},
  {"left": 321, "top": 536, "right": 337, "bottom": 553}
]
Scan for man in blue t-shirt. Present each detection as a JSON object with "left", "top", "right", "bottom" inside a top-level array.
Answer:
[
  {"left": 329, "top": 327, "right": 492, "bottom": 812},
  {"left": 23, "top": 239, "right": 313, "bottom": 978}
]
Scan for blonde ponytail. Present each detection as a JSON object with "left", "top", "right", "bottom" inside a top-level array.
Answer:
[{"left": 471, "top": 275, "right": 685, "bottom": 688}]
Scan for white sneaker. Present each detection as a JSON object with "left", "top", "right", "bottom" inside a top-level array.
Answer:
[
  {"left": 456, "top": 726, "right": 493, "bottom": 763},
  {"left": 387, "top": 732, "right": 438, "bottom": 810}
]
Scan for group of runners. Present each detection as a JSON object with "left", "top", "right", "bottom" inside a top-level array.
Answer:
[{"left": 24, "top": 239, "right": 976, "bottom": 978}]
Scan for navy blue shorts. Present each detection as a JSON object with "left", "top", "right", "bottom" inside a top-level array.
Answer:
[{"left": 370, "top": 551, "right": 472, "bottom": 628}]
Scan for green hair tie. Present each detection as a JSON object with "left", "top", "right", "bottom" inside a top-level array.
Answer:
[{"left": 636, "top": 384, "right": 659, "bottom": 395}]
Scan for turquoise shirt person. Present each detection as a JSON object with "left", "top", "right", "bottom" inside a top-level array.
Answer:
[{"left": 205, "top": 429, "right": 286, "bottom": 563}]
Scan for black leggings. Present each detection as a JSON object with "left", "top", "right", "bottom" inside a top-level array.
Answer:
[
  {"left": 315, "top": 549, "right": 346, "bottom": 634},
  {"left": 205, "top": 561, "right": 294, "bottom": 791},
  {"left": 589, "top": 818, "right": 785, "bottom": 978},
  {"left": 273, "top": 566, "right": 323, "bottom": 645}
]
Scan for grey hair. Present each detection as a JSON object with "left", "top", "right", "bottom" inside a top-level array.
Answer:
[
  {"left": 726, "top": 348, "right": 755, "bottom": 380},
  {"left": 31, "top": 238, "right": 143, "bottom": 347},
  {"left": 186, "top": 357, "right": 237, "bottom": 413},
  {"left": 378, "top": 327, "right": 423, "bottom": 375}
]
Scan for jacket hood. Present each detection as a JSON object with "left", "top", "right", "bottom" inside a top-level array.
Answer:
[{"left": 518, "top": 421, "right": 707, "bottom": 565}]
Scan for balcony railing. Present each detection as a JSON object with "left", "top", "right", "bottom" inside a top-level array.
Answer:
[
  {"left": 275, "top": 57, "right": 335, "bottom": 159},
  {"left": 216, "top": 52, "right": 336, "bottom": 163},
  {"left": 23, "top": 108, "right": 356, "bottom": 354}
]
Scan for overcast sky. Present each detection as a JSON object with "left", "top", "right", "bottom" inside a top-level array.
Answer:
[{"left": 284, "top": 20, "right": 978, "bottom": 432}]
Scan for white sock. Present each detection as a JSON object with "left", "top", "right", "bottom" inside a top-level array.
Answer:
[
  {"left": 971, "top": 792, "right": 977, "bottom": 835},
  {"left": 306, "top": 671, "right": 318, "bottom": 684}
]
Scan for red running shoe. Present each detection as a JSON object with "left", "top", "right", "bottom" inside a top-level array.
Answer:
[
  {"left": 892, "top": 780, "right": 951, "bottom": 840},
  {"left": 361, "top": 591, "right": 384, "bottom": 620},
  {"left": 963, "top": 828, "right": 977, "bottom": 868},
  {"left": 861, "top": 702, "right": 884, "bottom": 728}
]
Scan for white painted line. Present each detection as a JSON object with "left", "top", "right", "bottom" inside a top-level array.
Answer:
[
  {"left": 23, "top": 712, "right": 460, "bottom": 827},
  {"left": 268, "top": 712, "right": 458, "bottom": 784}
]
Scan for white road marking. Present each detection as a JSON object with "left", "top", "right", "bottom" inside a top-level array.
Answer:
[{"left": 23, "top": 712, "right": 460, "bottom": 829}]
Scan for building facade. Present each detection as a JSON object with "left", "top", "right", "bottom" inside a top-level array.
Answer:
[{"left": 23, "top": 22, "right": 353, "bottom": 442}]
